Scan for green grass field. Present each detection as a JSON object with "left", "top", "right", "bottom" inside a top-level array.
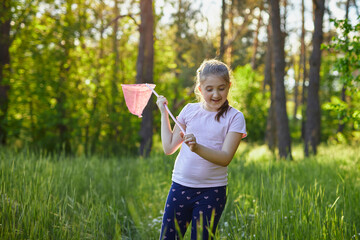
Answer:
[{"left": 1, "top": 144, "right": 360, "bottom": 239}]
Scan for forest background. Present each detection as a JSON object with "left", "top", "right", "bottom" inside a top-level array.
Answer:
[
  {"left": 1, "top": 0, "right": 360, "bottom": 239},
  {"left": 0, "top": 0, "right": 359, "bottom": 158}
]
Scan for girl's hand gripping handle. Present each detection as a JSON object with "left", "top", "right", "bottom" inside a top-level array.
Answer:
[
  {"left": 156, "top": 95, "right": 168, "bottom": 115},
  {"left": 180, "top": 132, "right": 198, "bottom": 152}
]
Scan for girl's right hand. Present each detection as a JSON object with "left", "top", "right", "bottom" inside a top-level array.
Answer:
[
  {"left": 156, "top": 95, "right": 168, "bottom": 114},
  {"left": 180, "top": 132, "right": 198, "bottom": 152}
]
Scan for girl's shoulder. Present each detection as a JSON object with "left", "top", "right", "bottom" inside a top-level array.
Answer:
[
  {"left": 227, "top": 106, "right": 247, "bottom": 137},
  {"left": 178, "top": 103, "right": 201, "bottom": 121},
  {"left": 225, "top": 106, "right": 246, "bottom": 124},
  {"left": 182, "top": 102, "right": 202, "bottom": 112},
  {"left": 227, "top": 105, "right": 244, "bottom": 117},
  {"left": 186, "top": 102, "right": 201, "bottom": 108}
]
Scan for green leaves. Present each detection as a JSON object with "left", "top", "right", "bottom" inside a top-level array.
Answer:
[
  {"left": 321, "top": 17, "right": 360, "bottom": 142},
  {"left": 326, "top": 18, "right": 360, "bottom": 91},
  {"left": 230, "top": 64, "right": 268, "bottom": 141}
]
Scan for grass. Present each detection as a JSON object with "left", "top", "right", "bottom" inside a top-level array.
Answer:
[{"left": 1, "top": 143, "right": 359, "bottom": 239}]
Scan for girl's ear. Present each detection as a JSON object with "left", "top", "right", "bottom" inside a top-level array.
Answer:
[
  {"left": 198, "top": 86, "right": 202, "bottom": 93},
  {"left": 229, "top": 82, "right": 232, "bottom": 87}
]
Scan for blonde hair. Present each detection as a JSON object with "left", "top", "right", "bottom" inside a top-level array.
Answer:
[{"left": 195, "top": 59, "right": 231, "bottom": 121}]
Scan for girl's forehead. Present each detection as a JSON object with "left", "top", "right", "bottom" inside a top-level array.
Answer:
[{"left": 201, "top": 75, "right": 228, "bottom": 86}]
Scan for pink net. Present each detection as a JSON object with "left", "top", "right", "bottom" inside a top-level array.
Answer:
[{"left": 121, "top": 84, "right": 156, "bottom": 118}]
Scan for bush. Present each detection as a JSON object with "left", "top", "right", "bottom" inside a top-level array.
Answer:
[{"left": 230, "top": 64, "right": 268, "bottom": 142}]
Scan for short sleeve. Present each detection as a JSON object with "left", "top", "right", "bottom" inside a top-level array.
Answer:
[
  {"left": 177, "top": 104, "right": 190, "bottom": 125},
  {"left": 228, "top": 112, "right": 247, "bottom": 138}
]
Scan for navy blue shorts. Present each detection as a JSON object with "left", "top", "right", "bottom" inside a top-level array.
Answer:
[{"left": 160, "top": 182, "right": 227, "bottom": 240}]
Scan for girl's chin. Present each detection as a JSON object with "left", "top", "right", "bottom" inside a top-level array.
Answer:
[{"left": 211, "top": 100, "right": 223, "bottom": 106}]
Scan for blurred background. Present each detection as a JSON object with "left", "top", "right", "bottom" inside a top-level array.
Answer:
[{"left": 0, "top": 0, "right": 359, "bottom": 158}]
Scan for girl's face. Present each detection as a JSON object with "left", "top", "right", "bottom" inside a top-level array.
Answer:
[{"left": 199, "top": 75, "right": 230, "bottom": 112}]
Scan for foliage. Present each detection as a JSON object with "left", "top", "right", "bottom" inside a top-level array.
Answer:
[
  {"left": 230, "top": 65, "right": 268, "bottom": 142},
  {"left": 1, "top": 144, "right": 359, "bottom": 239},
  {"left": 321, "top": 17, "right": 360, "bottom": 143},
  {"left": 3, "top": 0, "right": 359, "bottom": 156},
  {"left": 323, "top": 18, "right": 360, "bottom": 90},
  {"left": 7, "top": 0, "right": 141, "bottom": 155},
  {"left": 4, "top": 0, "right": 226, "bottom": 155}
]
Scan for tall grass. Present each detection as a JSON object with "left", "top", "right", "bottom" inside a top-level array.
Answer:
[{"left": 1, "top": 144, "right": 359, "bottom": 239}]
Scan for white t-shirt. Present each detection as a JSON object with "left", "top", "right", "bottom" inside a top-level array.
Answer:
[{"left": 172, "top": 103, "right": 247, "bottom": 188}]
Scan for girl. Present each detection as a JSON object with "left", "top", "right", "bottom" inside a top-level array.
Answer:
[{"left": 156, "top": 59, "right": 247, "bottom": 240}]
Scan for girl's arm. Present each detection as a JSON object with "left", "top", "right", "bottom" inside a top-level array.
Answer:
[
  {"left": 157, "top": 96, "right": 185, "bottom": 155},
  {"left": 182, "top": 132, "right": 243, "bottom": 167}
]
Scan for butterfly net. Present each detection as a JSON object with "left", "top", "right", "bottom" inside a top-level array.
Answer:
[{"left": 121, "top": 84, "right": 156, "bottom": 118}]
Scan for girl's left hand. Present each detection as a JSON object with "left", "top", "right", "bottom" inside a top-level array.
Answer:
[{"left": 180, "top": 132, "right": 198, "bottom": 152}]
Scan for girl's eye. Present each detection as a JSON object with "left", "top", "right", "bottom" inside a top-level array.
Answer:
[
  {"left": 219, "top": 88, "right": 225, "bottom": 91},
  {"left": 206, "top": 89, "right": 213, "bottom": 92}
]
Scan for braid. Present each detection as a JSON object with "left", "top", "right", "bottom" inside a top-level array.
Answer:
[{"left": 215, "top": 100, "right": 230, "bottom": 122}]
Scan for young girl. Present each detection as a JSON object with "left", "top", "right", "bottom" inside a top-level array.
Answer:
[{"left": 156, "top": 59, "right": 247, "bottom": 240}]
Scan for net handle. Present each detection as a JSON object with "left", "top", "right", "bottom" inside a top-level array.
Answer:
[{"left": 145, "top": 83, "right": 186, "bottom": 134}]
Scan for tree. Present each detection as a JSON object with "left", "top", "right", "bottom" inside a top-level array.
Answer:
[
  {"left": 223, "top": 0, "right": 260, "bottom": 66},
  {"left": 337, "top": 0, "right": 351, "bottom": 133},
  {"left": 322, "top": 17, "right": 360, "bottom": 143},
  {"left": 225, "top": 0, "right": 234, "bottom": 66},
  {"left": 264, "top": 22, "right": 277, "bottom": 151},
  {"left": 304, "top": 0, "right": 325, "bottom": 156},
  {"left": 300, "top": 0, "right": 308, "bottom": 141},
  {"left": 109, "top": 0, "right": 121, "bottom": 153},
  {"left": 269, "top": 0, "right": 292, "bottom": 159},
  {"left": 85, "top": 1, "right": 106, "bottom": 156},
  {"left": 251, "top": 3, "right": 263, "bottom": 70},
  {"left": 0, "top": 0, "right": 11, "bottom": 145},
  {"left": 136, "top": 0, "right": 154, "bottom": 157},
  {"left": 0, "top": 0, "right": 36, "bottom": 145},
  {"left": 293, "top": 0, "right": 306, "bottom": 121},
  {"left": 219, "top": 0, "right": 226, "bottom": 60},
  {"left": 56, "top": 2, "right": 75, "bottom": 154}
]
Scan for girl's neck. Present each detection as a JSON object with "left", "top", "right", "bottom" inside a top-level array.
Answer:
[{"left": 201, "top": 102, "right": 218, "bottom": 112}]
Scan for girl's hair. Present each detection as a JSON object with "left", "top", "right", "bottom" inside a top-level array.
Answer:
[{"left": 195, "top": 59, "right": 231, "bottom": 122}]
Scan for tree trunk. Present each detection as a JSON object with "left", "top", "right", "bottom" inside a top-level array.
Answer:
[
  {"left": 87, "top": 7, "right": 105, "bottom": 156},
  {"left": 219, "top": 0, "right": 226, "bottom": 60},
  {"left": 111, "top": 0, "right": 120, "bottom": 153},
  {"left": 223, "top": 3, "right": 253, "bottom": 65},
  {"left": 251, "top": 4, "right": 263, "bottom": 70},
  {"left": 57, "top": 46, "right": 71, "bottom": 154},
  {"left": 263, "top": 23, "right": 272, "bottom": 92},
  {"left": 225, "top": 0, "right": 234, "bottom": 66},
  {"left": 282, "top": 0, "right": 287, "bottom": 32},
  {"left": 269, "top": 0, "right": 292, "bottom": 159},
  {"left": 265, "top": 22, "right": 276, "bottom": 150},
  {"left": 136, "top": 0, "right": 154, "bottom": 157},
  {"left": 337, "top": 86, "right": 346, "bottom": 133},
  {"left": 56, "top": 2, "right": 77, "bottom": 154},
  {"left": 352, "top": 0, "right": 359, "bottom": 16},
  {"left": 304, "top": 0, "right": 325, "bottom": 156},
  {"left": 300, "top": 0, "right": 307, "bottom": 140},
  {"left": 0, "top": 0, "right": 11, "bottom": 145},
  {"left": 293, "top": 55, "right": 300, "bottom": 120}
]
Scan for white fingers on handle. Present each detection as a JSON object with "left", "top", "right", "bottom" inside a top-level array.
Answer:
[
  {"left": 156, "top": 95, "right": 167, "bottom": 112},
  {"left": 156, "top": 95, "right": 167, "bottom": 105},
  {"left": 184, "top": 133, "right": 196, "bottom": 144}
]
